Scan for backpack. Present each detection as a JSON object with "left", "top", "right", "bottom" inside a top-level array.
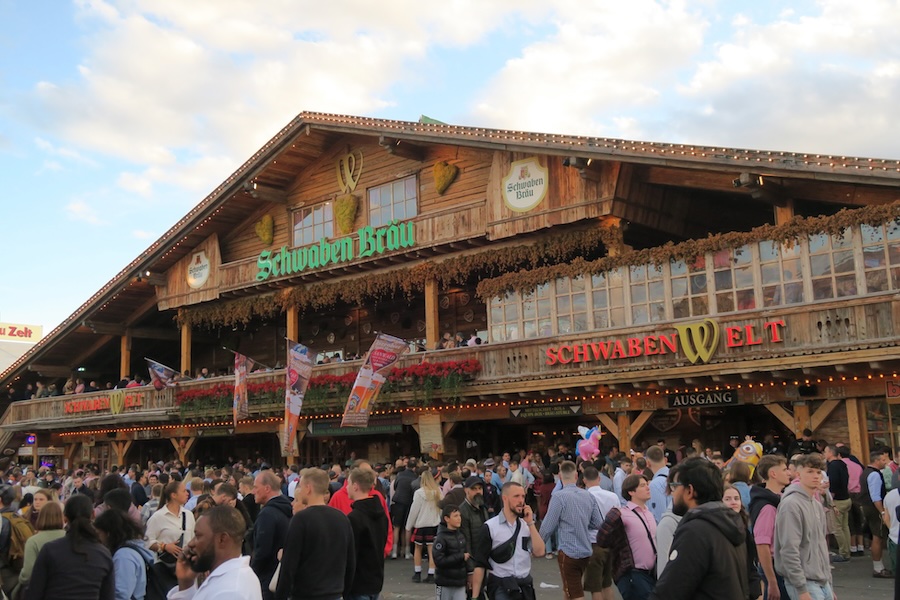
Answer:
[
  {"left": 1, "top": 513, "right": 35, "bottom": 571},
  {"left": 126, "top": 542, "right": 174, "bottom": 600}
]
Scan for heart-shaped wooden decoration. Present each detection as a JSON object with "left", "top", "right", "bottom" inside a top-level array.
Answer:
[
  {"left": 433, "top": 161, "right": 459, "bottom": 195},
  {"left": 255, "top": 214, "right": 274, "bottom": 245},
  {"left": 650, "top": 409, "right": 682, "bottom": 432}
]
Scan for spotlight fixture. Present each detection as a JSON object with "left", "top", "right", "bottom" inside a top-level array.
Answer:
[{"left": 563, "top": 156, "right": 600, "bottom": 182}]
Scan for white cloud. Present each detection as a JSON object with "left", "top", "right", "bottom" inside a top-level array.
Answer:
[
  {"left": 33, "top": 137, "right": 98, "bottom": 167},
  {"left": 472, "top": 1, "right": 709, "bottom": 135},
  {"left": 65, "top": 199, "right": 105, "bottom": 225},
  {"left": 131, "top": 229, "right": 154, "bottom": 239}
]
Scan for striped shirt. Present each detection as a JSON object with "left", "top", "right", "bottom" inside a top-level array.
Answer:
[{"left": 539, "top": 483, "right": 602, "bottom": 559}]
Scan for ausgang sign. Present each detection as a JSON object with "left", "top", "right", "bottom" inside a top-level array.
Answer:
[
  {"left": 668, "top": 390, "right": 740, "bottom": 408},
  {"left": 256, "top": 220, "right": 415, "bottom": 282}
]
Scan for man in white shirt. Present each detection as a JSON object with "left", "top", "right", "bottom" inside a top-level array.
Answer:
[
  {"left": 169, "top": 505, "right": 262, "bottom": 600},
  {"left": 884, "top": 484, "right": 900, "bottom": 573},
  {"left": 613, "top": 456, "right": 632, "bottom": 506},
  {"left": 583, "top": 466, "right": 619, "bottom": 600}
]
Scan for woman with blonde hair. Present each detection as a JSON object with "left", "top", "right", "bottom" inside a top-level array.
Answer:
[{"left": 405, "top": 468, "right": 442, "bottom": 584}]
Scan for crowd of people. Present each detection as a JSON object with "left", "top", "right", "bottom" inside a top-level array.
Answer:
[{"left": 0, "top": 430, "right": 894, "bottom": 599}]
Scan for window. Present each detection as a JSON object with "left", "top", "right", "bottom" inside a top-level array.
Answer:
[
  {"left": 861, "top": 221, "right": 900, "bottom": 293},
  {"left": 712, "top": 245, "right": 756, "bottom": 313},
  {"left": 555, "top": 277, "right": 588, "bottom": 334},
  {"left": 759, "top": 240, "right": 804, "bottom": 307},
  {"left": 865, "top": 399, "right": 895, "bottom": 456},
  {"left": 671, "top": 257, "right": 708, "bottom": 319},
  {"left": 292, "top": 203, "right": 333, "bottom": 247},
  {"left": 369, "top": 175, "right": 417, "bottom": 227},
  {"left": 629, "top": 264, "right": 666, "bottom": 324},
  {"left": 522, "top": 283, "right": 552, "bottom": 339},
  {"left": 808, "top": 231, "right": 857, "bottom": 300},
  {"left": 489, "top": 291, "right": 521, "bottom": 342},
  {"left": 591, "top": 268, "right": 626, "bottom": 329}
]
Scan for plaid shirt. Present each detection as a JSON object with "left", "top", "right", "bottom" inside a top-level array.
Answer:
[{"left": 539, "top": 484, "right": 603, "bottom": 559}]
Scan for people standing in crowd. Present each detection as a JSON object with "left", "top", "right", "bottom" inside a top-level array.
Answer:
[
  {"left": 27, "top": 489, "right": 53, "bottom": 529},
  {"left": 824, "top": 444, "right": 852, "bottom": 562},
  {"left": 346, "top": 468, "right": 389, "bottom": 600},
  {"left": 596, "top": 474, "right": 656, "bottom": 600},
  {"left": 390, "top": 459, "right": 417, "bottom": 560},
  {"left": 650, "top": 459, "right": 752, "bottom": 600},
  {"left": 145, "top": 479, "right": 196, "bottom": 596},
  {"left": 883, "top": 482, "right": 900, "bottom": 578},
  {"left": 251, "top": 470, "right": 293, "bottom": 599},
  {"left": 582, "top": 465, "right": 620, "bottom": 600},
  {"left": 15, "top": 500, "right": 64, "bottom": 599},
  {"left": 837, "top": 444, "right": 866, "bottom": 556},
  {"left": 656, "top": 439, "right": 677, "bottom": 467},
  {"left": 94, "top": 506, "right": 155, "bottom": 600},
  {"left": 861, "top": 448, "right": 893, "bottom": 577},
  {"left": 328, "top": 460, "right": 393, "bottom": 558},
  {"left": 749, "top": 454, "right": 792, "bottom": 600},
  {"left": 0, "top": 483, "right": 34, "bottom": 598},
  {"left": 728, "top": 461, "right": 753, "bottom": 509},
  {"left": 275, "top": 468, "right": 355, "bottom": 600},
  {"left": 654, "top": 465, "right": 683, "bottom": 580},
  {"left": 613, "top": 456, "right": 633, "bottom": 505},
  {"left": 240, "top": 476, "right": 260, "bottom": 523},
  {"left": 407, "top": 469, "right": 443, "bottom": 583},
  {"left": 433, "top": 505, "right": 470, "bottom": 600},
  {"left": 471, "top": 481, "right": 545, "bottom": 600},
  {"left": 645, "top": 446, "right": 670, "bottom": 523},
  {"left": 787, "top": 429, "right": 818, "bottom": 457},
  {"left": 458, "top": 475, "right": 488, "bottom": 593},
  {"left": 774, "top": 453, "right": 835, "bottom": 598},
  {"left": 722, "top": 484, "right": 762, "bottom": 598},
  {"left": 170, "top": 505, "right": 262, "bottom": 600},
  {"left": 24, "top": 494, "right": 114, "bottom": 600},
  {"left": 141, "top": 484, "right": 163, "bottom": 527},
  {"left": 539, "top": 461, "right": 602, "bottom": 600}
]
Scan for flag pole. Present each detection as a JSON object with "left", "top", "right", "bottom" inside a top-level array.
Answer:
[
  {"left": 221, "top": 346, "right": 276, "bottom": 371},
  {"left": 143, "top": 357, "right": 181, "bottom": 374}
]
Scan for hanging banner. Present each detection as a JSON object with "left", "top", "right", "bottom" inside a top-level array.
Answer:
[
  {"left": 283, "top": 341, "right": 313, "bottom": 455},
  {"left": 145, "top": 358, "right": 177, "bottom": 391},
  {"left": 341, "top": 333, "right": 409, "bottom": 428},
  {"left": 233, "top": 353, "right": 254, "bottom": 426}
]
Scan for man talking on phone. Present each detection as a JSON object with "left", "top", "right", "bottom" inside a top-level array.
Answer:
[{"left": 471, "top": 481, "right": 546, "bottom": 600}]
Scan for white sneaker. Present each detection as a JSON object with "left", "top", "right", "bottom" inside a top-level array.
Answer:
[
  {"left": 405, "top": 552, "right": 413, "bottom": 559},
  {"left": 390, "top": 551, "right": 397, "bottom": 560}
]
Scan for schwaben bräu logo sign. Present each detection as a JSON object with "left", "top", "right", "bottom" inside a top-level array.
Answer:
[
  {"left": 544, "top": 319, "right": 785, "bottom": 366},
  {"left": 256, "top": 220, "right": 415, "bottom": 282}
]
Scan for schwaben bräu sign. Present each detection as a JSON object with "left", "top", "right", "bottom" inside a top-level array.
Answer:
[
  {"left": 544, "top": 319, "right": 785, "bottom": 366},
  {"left": 256, "top": 220, "right": 415, "bottom": 282}
]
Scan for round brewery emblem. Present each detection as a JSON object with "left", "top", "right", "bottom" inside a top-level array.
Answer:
[
  {"left": 187, "top": 250, "right": 211, "bottom": 289},
  {"left": 502, "top": 157, "right": 548, "bottom": 213}
]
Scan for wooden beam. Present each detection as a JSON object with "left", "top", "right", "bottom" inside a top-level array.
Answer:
[
  {"left": 286, "top": 306, "right": 300, "bottom": 342},
  {"left": 764, "top": 403, "right": 795, "bottom": 432},
  {"left": 442, "top": 421, "right": 458, "bottom": 437},
  {"left": 27, "top": 364, "right": 74, "bottom": 378},
  {"left": 120, "top": 332, "right": 132, "bottom": 380},
  {"left": 171, "top": 437, "right": 196, "bottom": 464},
  {"left": 810, "top": 399, "right": 841, "bottom": 432},
  {"left": 617, "top": 413, "right": 632, "bottom": 452},
  {"left": 597, "top": 413, "right": 618, "bottom": 440},
  {"left": 793, "top": 401, "right": 811, "bottom": 436},
  {"left": 774, "top": 198, "right": 794, "bottom": 226},
  {"left": 631, "top": 411, "right": 654, "bottom": 442},
  {"left": 378, "top": 136, "right": 425, "bottom": 161},
  {"left": 243, "top": 182, "right": 288, "bottom": 205},
  {"left": 846, "top": 398, "right": 865, "bottom": 461},
  {"left": 425, "top": 277, "right": 440, "bottom": 351},
  {"left": 180, "top": 322, "right": 192, "bottom": 377}
]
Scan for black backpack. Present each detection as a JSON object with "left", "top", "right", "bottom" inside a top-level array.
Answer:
[{"left": 125, "top": 543, "right": 175, "bottom": 600}]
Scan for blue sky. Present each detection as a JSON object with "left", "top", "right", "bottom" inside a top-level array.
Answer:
[{"left": 2, "top": 0, "right": 900, "bottom": 333}]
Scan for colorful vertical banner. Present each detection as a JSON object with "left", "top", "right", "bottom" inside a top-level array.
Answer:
[
  {"left": 145, "top": 359, "right": 177, "bottom": 391},
  {"left": 341, "top": 333, "right": 409, "bottom": 428},
  {"left": 283, "top": 340, "right": 313, "bottom": 455},
  {"left": 233, "top": 353, "right": 254, "bottom": 427}
]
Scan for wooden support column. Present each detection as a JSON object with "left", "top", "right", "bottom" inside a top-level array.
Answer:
[
  {"left": 846, "top": 398, "right": 865, "bottom": 462},
  {"left": 764, "top": 403, "right": 795, "bottom": 432},
  {"left": 180, "top": 321, "right": 192, "bottom": 377},
  {"left": 774, "top": 198, "right": 795, "bottom": 226},
  {"left": 120, "top": 331, "right": 132, "bottom": 380},
  {"left": 425, "top": 277, "right": 440, "bottom": 351},
  {"left": 64, "top": 443, "right": 80, "bottom": 469},
  {"left": 631, "top": 411, "right": 654, "bottom": 443},
  {"left": 597, "top": 414, "right": 619, "bottom": 443},
  {"left": 286, "top": 306, "right": 300, "bottom": 343},
  {"left": 793, "top": 401, "right": 811, "bottom": 437},
  {"left": 617, "top": 413, "right": 632, "bottom": 452},
  {"left": 171, "top": 437, "right": 196, "bottom": 464},
  {"left": 810, "top": 399, "right": 841, "bottom": 432},
  {"left": 111, "top": 440, "right": 133, "bottom": 467}
]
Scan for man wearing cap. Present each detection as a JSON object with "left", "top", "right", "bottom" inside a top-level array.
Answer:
[{"left": 459, "top": 475, "right": 490, "bottom": 597}]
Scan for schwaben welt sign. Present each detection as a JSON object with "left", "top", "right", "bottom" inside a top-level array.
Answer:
[
  {"left": 256, "top": 220, "right": 415, "bottom": 282},
  {"left": 545, "top": 319, "right": 785, "bottom": 366}
]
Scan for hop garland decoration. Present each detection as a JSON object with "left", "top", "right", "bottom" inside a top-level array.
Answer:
[
  {"left": 255, "top": 214, "right": 274, "bottom": 245},
  {"left": 334, "top": 195, "right": 359, "bottom": 235}
]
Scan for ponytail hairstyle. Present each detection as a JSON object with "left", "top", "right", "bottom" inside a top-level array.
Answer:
[{"left": 64, "top": 494, "right": 100, "bottom": 557}]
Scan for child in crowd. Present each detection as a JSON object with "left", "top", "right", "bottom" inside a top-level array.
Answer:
[{"left": 432, "top": 504, "right": 470, "bottom": 600}]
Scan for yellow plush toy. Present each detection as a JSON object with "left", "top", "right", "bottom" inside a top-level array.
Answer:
[{"left": 726, "top": 436, "right": 763, "bottom": 476}]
